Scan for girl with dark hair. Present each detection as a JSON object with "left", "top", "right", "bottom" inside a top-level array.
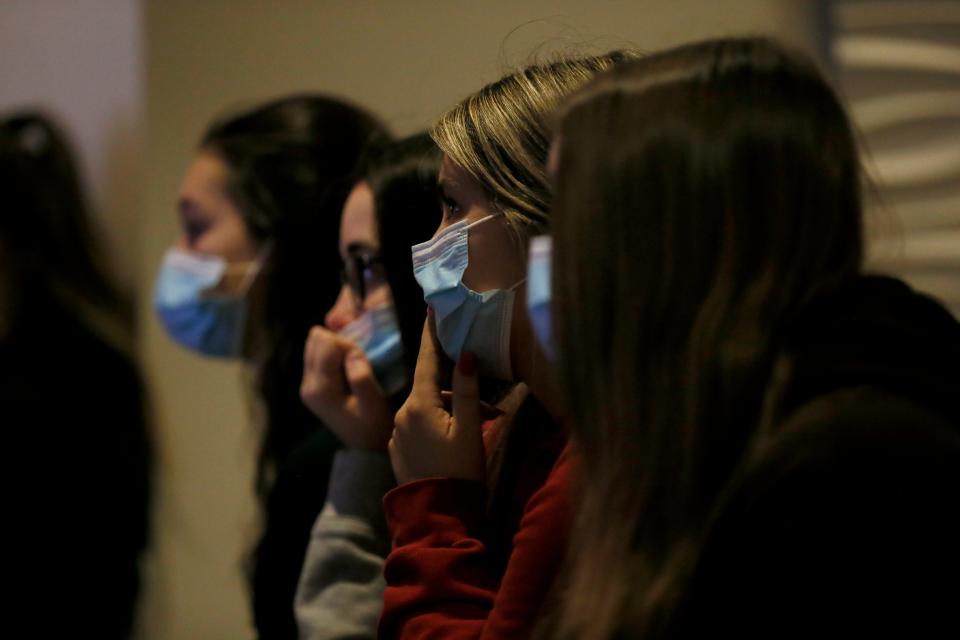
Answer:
[
  {"left": 1, "top": 112, "right": 151, "bottom": 638},
  {"left": 536, "top": 37, "right": 960, "bottom": 639},
  {"left": 153, "top": 94, "right": 388, "bottom": 638},
  {"left": 295, "top": 132, "right": 442, "bottom": 639}
]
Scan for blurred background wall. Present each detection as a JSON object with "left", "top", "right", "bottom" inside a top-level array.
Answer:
[
  {"left": 3, "top": 1, "right": 955, "bottom": 639},
  {"left": 0, "top": 0, "right": 143, "bottom": 291},
  {"left": 828, "top": 0, "right": 960, "bottom": 316}
]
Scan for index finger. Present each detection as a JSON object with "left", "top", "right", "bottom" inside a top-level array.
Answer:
[
  {"left": 440, "top": 391, "right": 504, "bottom": 420},
  {"left": 411, "top": 310, "right": 445, "bottom": 398},
  {"left": 310, "top": 327, "right": 352, "bottom": 382}
]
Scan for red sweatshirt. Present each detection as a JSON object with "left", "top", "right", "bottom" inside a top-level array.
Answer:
[{"left": 379, "top": 408, "right": 571, "bottom": 639}]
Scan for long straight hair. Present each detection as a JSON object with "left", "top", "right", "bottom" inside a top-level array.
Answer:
[
  {"left": 0, "top": 113, "right": 132, "bottom": 344},
  {"left": 201, "top": 97, "right": 388, "bottom": 633},
  {"left": 363, "top": 132, "right": 443, "bottom": 392},
  {"left": 546, "top": 37, "right": 863, "bottom": 639},
  {"left": 201, "top": 95, "right": 388, "bottom": 502}
]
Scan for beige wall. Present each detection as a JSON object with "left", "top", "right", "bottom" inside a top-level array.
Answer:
[
  {"left": 140, "top": 2, "right": 820, "bottom": 639},
  {"left": 829, "top": 0, "right": 960, "bottom": 317},
  {"left": 0, "top": 0, "right": 143, "bottom": 290}
]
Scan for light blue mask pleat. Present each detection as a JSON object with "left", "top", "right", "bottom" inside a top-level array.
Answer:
[
  {"left": 155, "top": 297, "right": 245, "bottom": 357},
  {"left": 526, "top": 235, "right": 555, "bottom": 361},
  {"left": 413, "top": 220, "right": 470, "bottom": 315},
  {"left": 153, "top": 247, "right": 248, "bottom": 358},
  {"left": 154, "top": 249, "right": 224, "bottom": 305},
  {"left": 410, "top": 216, "right": 516, "bottom": 379},
  {"left": 338, "top": 303, "right": 408, "bottom": 396}
]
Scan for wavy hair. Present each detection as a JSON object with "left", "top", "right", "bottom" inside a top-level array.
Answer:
[
  {"left": 431, "top": 51, "right": 635, "bottom": 250},
  {"left": 362, "top": 132, "right": 443, "bottom": 385}
]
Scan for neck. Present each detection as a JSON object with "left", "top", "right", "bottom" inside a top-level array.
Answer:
[{"left": 510, "top": 284, "right": 567, "bottom": 423}]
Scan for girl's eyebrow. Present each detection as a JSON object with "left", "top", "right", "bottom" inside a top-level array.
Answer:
[
  {"left": 346, "top": 241, "right": 377, "bottom": 256},
  {"left": 178, "top": 197, "right": 199, "bottom": 218},
  {"left": 437, "top": 176, "right": 462, "bottom": 193}
]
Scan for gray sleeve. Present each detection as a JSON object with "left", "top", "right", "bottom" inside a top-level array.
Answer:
[{"left": 295, "top": 448, "right": 396, "bottom": 640}]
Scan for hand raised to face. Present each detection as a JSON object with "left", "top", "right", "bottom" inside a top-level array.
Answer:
[
  {"left": 300, "top": 325, "right": 394, "bottom": 451},
  {"left": 389, "top": 311, "right": 486, "bottom": 485}
]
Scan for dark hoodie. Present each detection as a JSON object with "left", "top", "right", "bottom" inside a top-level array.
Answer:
[{"left": 669, "top": 276, "right": 960, "bottom": 638}]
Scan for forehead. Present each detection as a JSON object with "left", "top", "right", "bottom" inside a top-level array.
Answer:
[
  {"left": 439, "top": 155, "right": 484, "bottom": 196},
  {"left": 182, "top": 151, "right": 228, "bottom": 190},
  {"left": 339, "top": 181, "right": 378, "bottom": 251},
  {"left": 179, "top": 151, "right": 232, "bottom": 207}
]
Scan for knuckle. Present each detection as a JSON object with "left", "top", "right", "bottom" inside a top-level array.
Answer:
[
  {"left": 396, "top": 399, "right": 430, "bottom": 431},
  {"left": 313, "top": 336, "right": 333, "bottom": 356},
  {"left": 394, "top": 406, "right": 410, "bottom": 430},
  {"left": 402, "top": 401, "right": 426, "bottom": 424},
  {"left": 308, "top": 326, "right": 325, "bottom": 344},
  {"left": 307, "top": 378, "right": 335, "bottom": 403},
  {"left": 345, "top": 363, "right": 370, "bottom": 385}
]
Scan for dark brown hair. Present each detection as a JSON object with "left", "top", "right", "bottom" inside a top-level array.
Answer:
[
  {"left": 200, "top": 97, "right": 388, "bottom": 633},
  {"left": 0, "top": 112, "right": 132, "bottom": 339},
  {"left": 362, "top": 132, "right": 442, "bottom": 384},
  {"left": 546, "top": 37, "right": 863, "bottom": 639},
  {"left": 201, "top": 94, "right": 388, "bottom": 502}
]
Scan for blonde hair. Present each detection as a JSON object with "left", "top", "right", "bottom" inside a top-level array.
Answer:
[{"left": 431, "top": 52, "right": 633, "bottom": 248}]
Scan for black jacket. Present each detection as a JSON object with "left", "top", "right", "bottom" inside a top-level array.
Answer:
[
  {"left": 4, "top": 300, "right": 151, "bottom": 639},
  {"left": 671, "top": 276, "right": 960, "bottom": 637}
]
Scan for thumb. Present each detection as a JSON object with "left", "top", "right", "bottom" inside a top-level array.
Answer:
[
  {"left": 344, "top": 348, "right": 385, "bottom": 405},
  {"left": 451, "top": 351, "right": 483, "bottom": 446}
]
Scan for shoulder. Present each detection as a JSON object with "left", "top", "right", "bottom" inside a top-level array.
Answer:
[
  {"left": 752, "top": 385, "right": 960, "bottom": 485},
  {"left": 685, "top": 386, "right": 960, "bottom": 630},
  {"left": 724, "top": 386, "right": 960, "bottom": 530},
  {"left": 674, "top": 387, "right": 960, "bottom": 635},
  {"left": 511, "top": 440, "right": 574, "bottom": 543}
]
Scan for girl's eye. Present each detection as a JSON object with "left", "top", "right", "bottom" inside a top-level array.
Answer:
[
  {"left": 363, "top": 267, "right": 385, "bottom": 287},
  {"left": 184, "top": 221, "right": 208, "bottom": 241},
  {"left": 440, "top": 194, "right": 462, "bottom": 218}
]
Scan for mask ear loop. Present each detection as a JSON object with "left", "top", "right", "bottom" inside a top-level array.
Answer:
[
  {"left": 487, "top": 211, "right": 526, "bottom": 380},
  {"left": 224, "top": 240, "right": 274, "bottom": 294},
  {"left": 227, "top": 240, "right": 273, "bottom": 358},
  {"left": 464, "top": 213, "right": 498, "bottom": 231},
  {"left": 508, "top": 277, "right": 527, "bottom": 291}
]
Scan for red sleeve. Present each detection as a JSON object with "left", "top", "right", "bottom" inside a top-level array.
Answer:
[{"left": 378, "top": 445, "right": 573, "bottom": 640}]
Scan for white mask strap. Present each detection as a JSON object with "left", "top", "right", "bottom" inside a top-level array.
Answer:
[
  {"left": 508, "top": 277, "right": 527, "bottom": 292},
  {"left": 233, "top": 241, "right": 273, "bottom": 292},
  {"left": 465, "top": 213, "right": 497, "bottom": 231}
]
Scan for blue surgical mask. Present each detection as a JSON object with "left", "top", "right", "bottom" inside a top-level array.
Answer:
[
  {"left": 153, "top": 247, "right": 261, "bottom": 358},
  {"left": 337, "top": 302, "right": 408, "bottom": 396},
  {"left": 526, "top": 235, "right": 555, "bottom": 361},
  {"left": 412, "top": 215, "right": 522, "bottom": 380}
]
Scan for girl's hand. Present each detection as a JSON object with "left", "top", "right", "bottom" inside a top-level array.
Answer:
[
  {"left": 390, "top": 314, "right": 486, "bottom": 485},
  {"left": 300, "top": 325, "right": 394, "bottom": 451}
]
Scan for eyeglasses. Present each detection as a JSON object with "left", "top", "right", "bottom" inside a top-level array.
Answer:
[{"left": 340, "top": 249, "right": 383, "bottom": 309}]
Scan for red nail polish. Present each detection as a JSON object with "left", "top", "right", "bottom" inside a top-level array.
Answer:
[{"left": 459, "top": 352, "right": 475, "bottom": 376}]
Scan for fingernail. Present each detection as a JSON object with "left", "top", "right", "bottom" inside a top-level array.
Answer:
[{"left": 458, "top": 351, "right": 475, "bottom": 376}]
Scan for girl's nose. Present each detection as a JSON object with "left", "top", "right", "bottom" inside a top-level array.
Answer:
[{"left": 324, "top": 285, "right": 359, "bottom": 331}]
